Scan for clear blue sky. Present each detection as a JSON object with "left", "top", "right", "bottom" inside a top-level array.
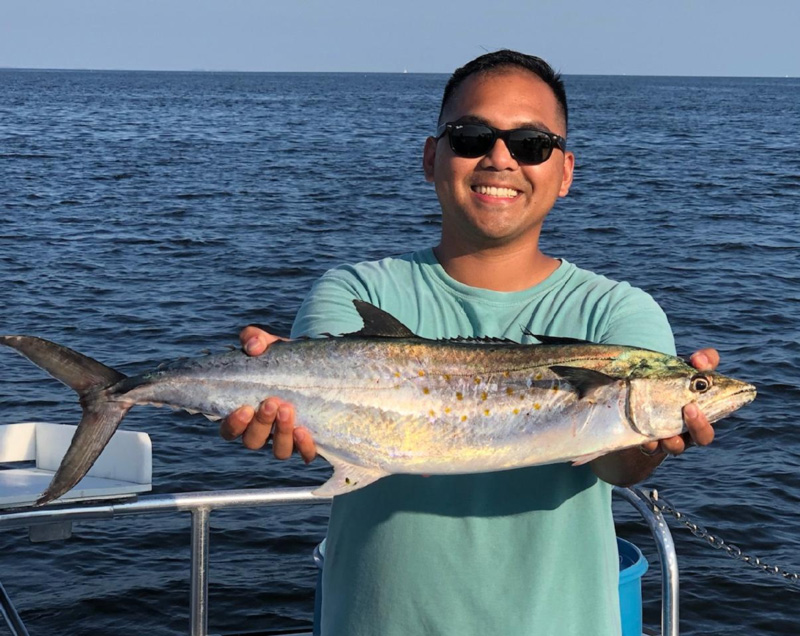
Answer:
[{"left": 3, "top": 0, "right": 798, "bottom": 77}]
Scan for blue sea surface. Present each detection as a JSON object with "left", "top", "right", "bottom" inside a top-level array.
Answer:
[{"left": 0, "top": 70, "right": 799, "bottom": 635}]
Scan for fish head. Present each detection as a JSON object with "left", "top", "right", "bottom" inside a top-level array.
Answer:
[{"left": 627, "top": 364, "right": 757, "bottom": 440}]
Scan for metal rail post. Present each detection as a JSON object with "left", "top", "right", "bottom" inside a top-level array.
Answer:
[
  {"left": 614, "top": 487, "right": 679, "bottom": 636},
  {"left": 190, "top": 507, "right": 211, "bottom": 636},
  {"left": 0, "top": 580, "right": 30, "bottom": 636}
]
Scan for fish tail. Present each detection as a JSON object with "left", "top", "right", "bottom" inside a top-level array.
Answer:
[{"left": 1, "top": 335, "right": 131, "bottom": 506}]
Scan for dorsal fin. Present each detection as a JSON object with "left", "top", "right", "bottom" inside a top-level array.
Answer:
[
  {"left": 549, "top": 365, "right": 619, "bottom": 399},
  {"left": 351, "top": 300, "right": 417, "bottom": 339}
]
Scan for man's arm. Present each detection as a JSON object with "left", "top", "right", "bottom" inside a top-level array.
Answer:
[{"left": 589, "top": 348, "right": 719, "bottom": 486}]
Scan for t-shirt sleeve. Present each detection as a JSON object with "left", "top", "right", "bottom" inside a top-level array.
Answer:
[
  {"left": 601, "top": 286, "right": 676, "bottom": 355},
  {"left": 290, "top": 267, "right": 370, "bottom": 339}
]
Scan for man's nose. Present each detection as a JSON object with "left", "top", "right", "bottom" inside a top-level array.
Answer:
[{"left": 478, "top": 138, "right": 518, "bottom": 170}]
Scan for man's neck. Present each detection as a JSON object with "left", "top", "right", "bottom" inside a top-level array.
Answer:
[{"left": 433, "top": 240, "right": 560, "bottom": 292}]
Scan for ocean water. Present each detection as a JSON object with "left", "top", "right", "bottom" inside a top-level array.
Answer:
[{"left": 0, "top": 69, "right": 798, "bottom": 635}]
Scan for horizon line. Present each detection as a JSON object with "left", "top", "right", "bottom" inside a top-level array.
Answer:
[{"left": 0, "top": 65, "right": 796, "bottom": 80}]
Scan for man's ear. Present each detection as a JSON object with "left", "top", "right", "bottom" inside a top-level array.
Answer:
[
  {"left": 423, "top": 136, "right": 437, "bottom": 183},
  {"left": 558, "top": 150, "right": 575, "bottom": 198}
]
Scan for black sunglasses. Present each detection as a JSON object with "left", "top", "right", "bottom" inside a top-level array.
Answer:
[{"left": 435, "top": 122, "right": 567, "bottom": 165}]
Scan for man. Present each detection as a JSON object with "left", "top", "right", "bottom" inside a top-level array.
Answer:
[{"left": 221, "top": 50, "right": 717, "bottom": 635}]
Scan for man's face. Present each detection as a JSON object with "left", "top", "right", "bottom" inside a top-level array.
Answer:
[{"left": 424, "top": 69, "right": 574, "bottom": 250}]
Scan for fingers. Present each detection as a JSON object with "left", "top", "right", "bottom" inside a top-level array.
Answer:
[
  {"left": 683, "top": 402, "right": 715, "bottom": 447},
  {"left": 221, "top": 398, "right": 317, "bottom": 462},
  {"left": 271, "top": 403, "right": 296, "bottom": 459},
  {"left": 689, "top": 348, "right": 719, "bottom": 372},
  {"left": 657, "top": 434, "right": 696, "bottom": 456},
  {"left": 293, "top": 427, "right": 318, "bottom": 464},
  {"left": 239, "top": 325, "right": 285, "bottom": 357},
  {"left": 657, "top": 434, "right": 689, "bottom": 456},
  {"left": 649, "top": 402, "right": 716, "bottom": 457},
  {"left": 241, "top": 398, "right": 281, "bottom": 450},
  {"left": 220, "top": 405, "right": 255, "bottom": 441}
]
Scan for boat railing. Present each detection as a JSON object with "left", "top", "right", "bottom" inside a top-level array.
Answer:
[{"left": 0, "top": 486, "right": 678, "bottom": 636}]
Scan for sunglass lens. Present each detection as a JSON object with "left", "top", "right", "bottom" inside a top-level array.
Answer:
[
  {"left": 448, "top": 124, "right": 495, "bottom": 158},
  {"left": 507, "top": 130, "right": 553, "bottom": 165}
]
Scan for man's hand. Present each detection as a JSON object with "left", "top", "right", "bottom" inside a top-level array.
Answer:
[
  {"left": 639, "top": 347, "right": 719, "bottom": 457},
  {"left": 219, "top": 325, "right": 317, "bottom": 463}
]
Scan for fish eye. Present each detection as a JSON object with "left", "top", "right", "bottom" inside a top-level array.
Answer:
[{"left": 690, "top": 375, "right": 712, "bottom": 393}]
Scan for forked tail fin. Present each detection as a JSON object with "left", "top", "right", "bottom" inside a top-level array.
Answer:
[{"left": 0, "top": 335, "right": 131, "bottom": 506}]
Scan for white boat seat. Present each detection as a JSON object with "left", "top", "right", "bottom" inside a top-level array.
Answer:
[{"left": 0, "top": 421, "right": 151, "bottom": 508}]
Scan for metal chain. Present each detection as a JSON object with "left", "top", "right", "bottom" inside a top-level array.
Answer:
[{"left": 643, "top": 489, "right": 800, "bottom": 586}]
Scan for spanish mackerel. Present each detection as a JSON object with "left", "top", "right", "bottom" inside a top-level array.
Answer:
[{"left": 1, "top": 301, "right": 756, "bottom": 506}]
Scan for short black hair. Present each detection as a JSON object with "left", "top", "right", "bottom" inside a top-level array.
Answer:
[{"left": 438, "top": 49, "right": 568, "bottom": 132}]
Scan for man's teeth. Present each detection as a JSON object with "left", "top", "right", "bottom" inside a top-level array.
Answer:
[{"left": 473, "top": 186, "right": 520, "bottom": 198}]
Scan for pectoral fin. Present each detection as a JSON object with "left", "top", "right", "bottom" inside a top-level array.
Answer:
[
  {"left": 549, "top": 366, "right": 619, "bottom": 400},
  {"left": 313, "top": 451, "right": 389, "bottom": 497}
]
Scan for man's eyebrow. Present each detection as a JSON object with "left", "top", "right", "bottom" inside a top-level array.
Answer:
[
  {"left": 453, "top": 114, "right": 556, "bottom": 134},
  {"left": 455, "top": 114, "right": 490, "bottom": 125},
  {"left": 518, "top": 120, "right": 555, "bottom": 134}
]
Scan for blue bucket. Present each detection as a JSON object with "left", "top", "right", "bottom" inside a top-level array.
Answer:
[{"left": 617, "top": 537, "right": 649, "bottom": 636}]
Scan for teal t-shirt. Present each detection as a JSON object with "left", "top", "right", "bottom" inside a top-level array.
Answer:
[{"left": 291, "top": 249, "right": 675, "bottom": 636}]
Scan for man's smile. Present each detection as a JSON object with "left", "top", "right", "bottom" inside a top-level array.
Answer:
[{"left": 471, "top": 185, "right": 522, "bottom": 199}]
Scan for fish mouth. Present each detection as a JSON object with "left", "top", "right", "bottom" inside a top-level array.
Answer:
[
  {"left": 732, "top": 384, "right": 757, "bottom": 403},
  {"left": 704, "top": 384, "right": 757, "bottom": 423}
]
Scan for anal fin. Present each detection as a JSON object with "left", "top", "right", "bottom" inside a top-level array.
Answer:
[
  {"left": 571, "top": 450, "right": 607, "bottom": 466},
  {"left": 313, "top": 451, "right": 389, "bottom": 497}
]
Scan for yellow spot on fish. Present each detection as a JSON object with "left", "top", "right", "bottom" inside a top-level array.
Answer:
[
  {"left": 535, "top": 373, "right": 543, "bottom": 381},
  {"left": 481, "top": 391, "right": 488, "bottom": 401},
  {"left": 513, "top": 408, "right": 520, "bottom": 415},
  {"left": 418, "top": 370, "right": 425, "bottom": 377},
  {"left": 445, "top": 407, "right": 451, "bottom": 414},
  {"left": 394, "top": 372, "right": 401, "bottom": 378},
  {"left": 534, "top": 403, "right": 541, "bottom": 410},
  {"left": 444, "top": 373, "right": 451, "bottom": 381},
  {"left": 484, "top": 409, "right": 490, "bottom": 416},
  {"left": 474, "top": 377, "right": 482, "bottom": 385},
  {"left": 503, "top": 371, "right": 510, "bottom": 378},
  {"left": 461, "top": 415, "right": 468, "bottom": 422},
  {"left": 456, "top": 392, "right": 463, "bottom": 401},
  {"left": 423, "top": 387, "right": 430, "bottom": 395},
  {"left": 506, "top": 387, "right": 514, "bottom": 396},
  {"left": 429, "top": 410, "right": 436, "bottom": 417}
]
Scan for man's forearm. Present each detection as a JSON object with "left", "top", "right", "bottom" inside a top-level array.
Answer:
[{"left": 589, "top": 446, "right": 667, "bottom": 487}]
